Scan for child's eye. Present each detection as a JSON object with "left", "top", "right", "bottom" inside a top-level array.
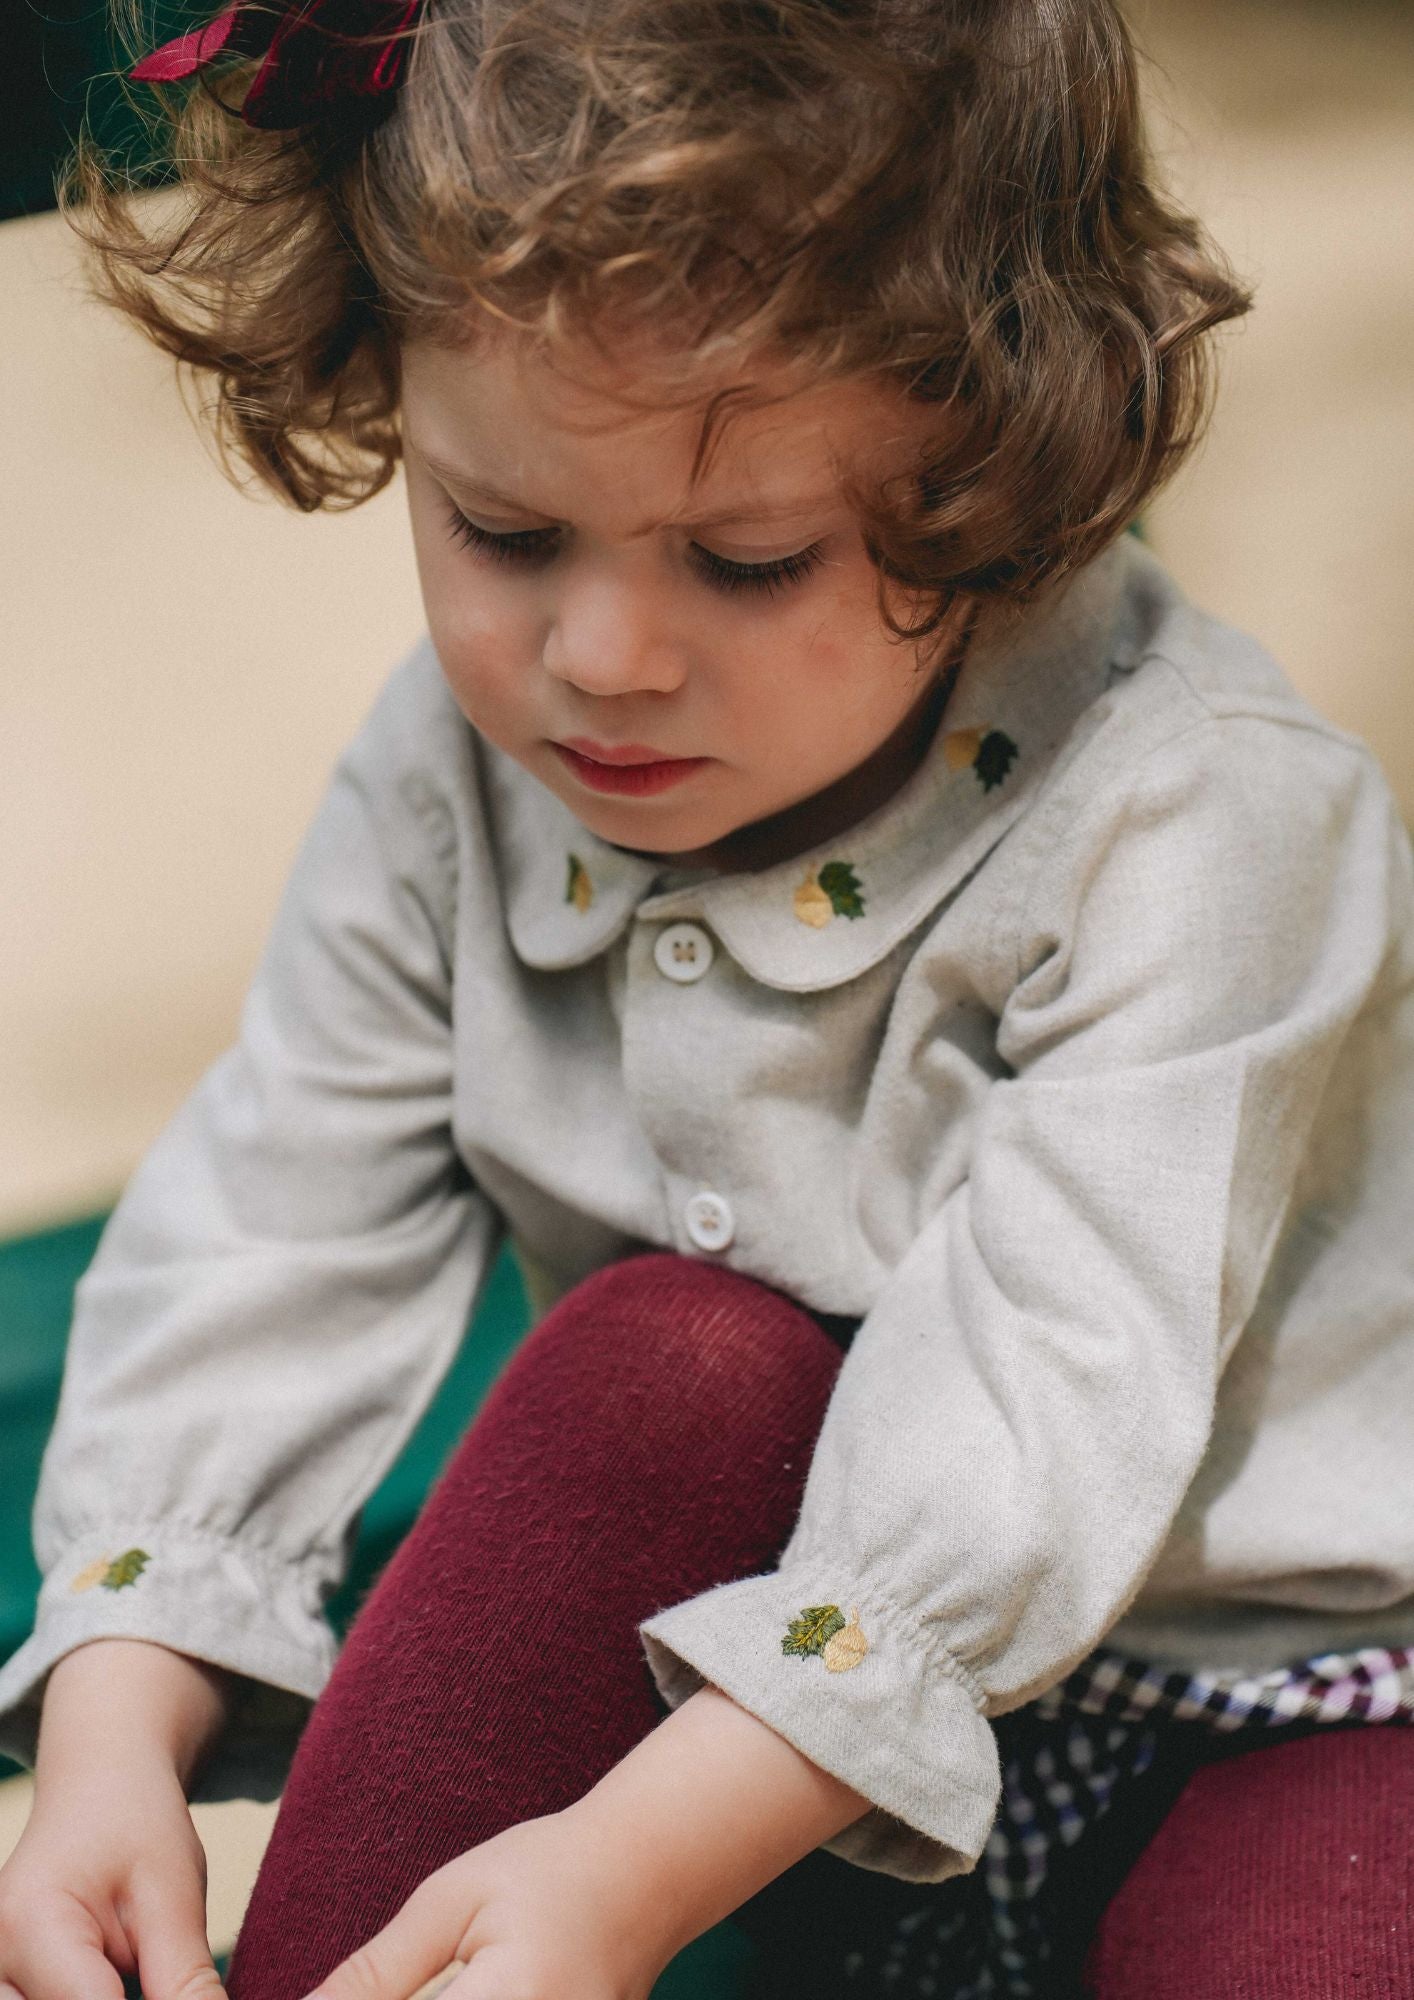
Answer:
[
  {"left": 686, "top": 541, "right": 826, "bottom": 597},
  {"left": 444, "top": 502, "right": 824, "bottom": 599},
  {"left": 444, "top": 505, "right": 559, "bottom": 566}
]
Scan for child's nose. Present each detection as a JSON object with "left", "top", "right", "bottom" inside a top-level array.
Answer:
[{"left": 541, "top": 569, "right": 690, "bottom": 697}]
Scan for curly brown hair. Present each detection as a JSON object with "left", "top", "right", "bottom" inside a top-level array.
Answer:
[{"left": 67, "top": 0, "right": 1250, "bottom": 649}]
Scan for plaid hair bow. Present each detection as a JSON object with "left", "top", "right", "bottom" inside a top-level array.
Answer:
[{"left": 130, "top": 0, "right": 424, "bottom": 130}]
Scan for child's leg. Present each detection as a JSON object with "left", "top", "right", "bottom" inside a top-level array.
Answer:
[
  {"left": 224, "top": 1251, "right": 858, "bottom": 2000},
  {"left": 1082, "top": 1723, "right": 1414, "bottom": 1996}
]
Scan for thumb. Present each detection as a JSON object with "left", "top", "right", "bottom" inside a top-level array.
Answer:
[
  {"left": 301, "top": 1875, "right": 463, "bottom": 2000},
  {"left": 128, "top": 1873, "right": 229, "bottom": 2000}
]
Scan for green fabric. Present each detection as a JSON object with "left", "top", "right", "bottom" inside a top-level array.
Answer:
[
  {"left": 0, "top": 1212, "right": 753, "bottom": 1994},
  {"left": 0, "top": 1214, "right": 107, "bottom": 1693}
]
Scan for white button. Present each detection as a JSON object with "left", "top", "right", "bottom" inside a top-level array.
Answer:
[
  {"left": 653, "top": 921, "right": 715, "bottom": 984},
  {"left": 684, "top": 1191, "right": 735, "bottom": 1251}
]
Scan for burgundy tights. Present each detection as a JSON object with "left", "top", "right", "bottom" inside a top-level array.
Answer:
[{"left": 224, "top": 1252, "right": 1414, "bottom": 2000}]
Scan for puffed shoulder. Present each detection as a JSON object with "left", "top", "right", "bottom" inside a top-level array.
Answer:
[
  {"left": 968, "top": 715, "right": 1413, "bottom": 1235},
  {"left": 992, "top": 613, "right": 1404, "bottom": 959}
]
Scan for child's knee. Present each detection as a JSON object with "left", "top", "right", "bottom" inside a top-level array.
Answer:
[
  {"left": 516, "top": 1249, "right": 845, "bottom": 1437},
  {"left": 1085, "top": 1725, "right": 1414, "bottom": 1995}
]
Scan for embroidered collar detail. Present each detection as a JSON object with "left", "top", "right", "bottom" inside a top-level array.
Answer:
[{"left": 483, "top": 536, "right": 1138, "bottom": 992}]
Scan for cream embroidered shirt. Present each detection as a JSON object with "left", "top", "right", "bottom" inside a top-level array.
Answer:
[{"left": 4, "top": 534, "right": 1414, "bottom": 1883}]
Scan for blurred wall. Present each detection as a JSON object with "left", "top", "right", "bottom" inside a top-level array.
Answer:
[
  {"left": 2, "top": 0, "right": 1412, "bottom": 1237},
  {"left": 1132, "top": 0, "right": 1414, "bottom": 785},
  {"left": 0, "top": 213, "right": 425, "bottom": 1234}
]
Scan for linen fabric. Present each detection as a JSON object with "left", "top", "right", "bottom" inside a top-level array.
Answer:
[{"left": 2, "top": 534, "right": 1413, "bottom": 1883}]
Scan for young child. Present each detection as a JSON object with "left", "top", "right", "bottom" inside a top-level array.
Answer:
[{"left": 1, "top": 1, "right": 1412, "bottom": 1997}]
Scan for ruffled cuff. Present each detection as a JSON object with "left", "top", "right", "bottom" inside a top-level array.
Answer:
[
  {"left": 0, "top": 1524, "right": 338, "bottom": 1802},
  {"left": 637, "top": 1558, "right": 1000, "bottom": 1884}
]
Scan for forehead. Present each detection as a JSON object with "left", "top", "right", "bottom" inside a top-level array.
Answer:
[{"left": 399, "top": 329, "right": 924, "bottom": 510}]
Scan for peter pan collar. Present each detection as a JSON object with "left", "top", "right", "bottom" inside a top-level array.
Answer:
[{"left": 481, "top": 532, "right": 1143, "bottom": 993}]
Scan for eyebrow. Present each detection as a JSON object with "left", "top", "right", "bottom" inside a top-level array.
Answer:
[{"left": 414, "top": 448, "right": 837, "bottom": 537}]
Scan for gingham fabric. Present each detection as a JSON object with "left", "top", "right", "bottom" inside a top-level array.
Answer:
[{"left": 834, "top": 1644, "right": 1414, "bottom": 1998}]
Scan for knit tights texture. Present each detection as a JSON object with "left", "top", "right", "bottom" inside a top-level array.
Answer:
[{"left": 224, "top": 1252, "right": 1414, "bottom": 2000}]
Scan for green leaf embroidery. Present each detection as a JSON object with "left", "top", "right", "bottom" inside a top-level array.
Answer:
[
  {"left": 817, "top": 861, "right": 866, "bottom": 919},
  {"left": 565, "top": 853, "right": 593, "bottom": 912},
  {"left": 101, "top": 1547, "right": 151, "bottom": 1591},
  {"left": 973, "top": 729, "right": 1019, "bottom": 791},
  {"left": 782, "top": 1604, "right": 846, "bottom": 1658}
]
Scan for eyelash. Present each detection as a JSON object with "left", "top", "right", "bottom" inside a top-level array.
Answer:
[{"left": 442, "top": 502, "right": 825, "bottom": 599}]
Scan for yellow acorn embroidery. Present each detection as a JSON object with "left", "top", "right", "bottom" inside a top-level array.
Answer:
[
  {"left": 824, "top": 1607, "right": 870, "bottom": 1672},
  {"left": 943, "top": 726, "right": 1020, "bottom": 792},
  {"left": 70, "top": 1548, "right": 151, "bottom": 1593},
  {"left": 781, "top": 1602, "right": 870, "bottom": 1672},
  {"left": 792, "top": 860, "right": 866, "bottom": 928},
  {"left": 565, "top": 853, "right": 594, "bottom": 912}
]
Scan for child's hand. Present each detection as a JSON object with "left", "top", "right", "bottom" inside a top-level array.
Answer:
[
  {"left": 297, "top": 1810, "right": 668, "bottom": 2000},
  {"left": 0, "top": 1752, "right": 229, "bottom": 2000},
  {"left": 300, "top": 1686, "right": 872, "bottom": 2000}
]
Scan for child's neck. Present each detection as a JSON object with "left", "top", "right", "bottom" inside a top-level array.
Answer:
[{"left": 615, "top": 652, "right": 963, "bottom": 879}]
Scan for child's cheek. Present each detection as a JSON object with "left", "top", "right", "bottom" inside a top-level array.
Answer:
[
  {"left": 799, "top": 606, "right": 885, "bottom": 720},
  {"left": 426, "top": 583, "right": 544, "bottom": 714}
]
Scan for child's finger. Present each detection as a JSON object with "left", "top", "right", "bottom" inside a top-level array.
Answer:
[
  {"left": 404, "top": 1966, "right": 467, "bottom": 2000},
  {"left": 419, "top": 1948, "right": 559, "bottom": 2000},
  {"left": 127, "top": 1872, "right": 229, "bottom": 2000},
  {"left": 294, "top": 1879, "right": 465, "bottom": 2000}
]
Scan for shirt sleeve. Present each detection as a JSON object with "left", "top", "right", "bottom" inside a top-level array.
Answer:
[
  {"left": 637, "top": 709, "right": 1411, "bottom": 1882},
  {"left": 0, "top": 654, "right": 503, "bottom": 1802}
]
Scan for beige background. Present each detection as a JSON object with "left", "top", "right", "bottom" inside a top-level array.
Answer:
[{"left": 2, "top": 0, "right": 1412, "bottom": 1954}]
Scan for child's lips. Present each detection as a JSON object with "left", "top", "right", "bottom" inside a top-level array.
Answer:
[
  {"left": 557, "top": 737, "right": 690, "bottom": 766},
  {"left": 551, "top": 742, "right": 710, "bottom": 796}
]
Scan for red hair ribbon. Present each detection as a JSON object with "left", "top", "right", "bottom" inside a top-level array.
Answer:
[{"left": 130, "top": 0, "right": 424, "bottom": 130}]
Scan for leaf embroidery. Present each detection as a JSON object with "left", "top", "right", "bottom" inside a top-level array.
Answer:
[
  {"left": 565, "top": 853, "right": 594, "bottom": 912},
  {"left": 792, "top": 860, "right": 866, "bottom": 927},
  {"left": 102, "top": 1547, "right": 151, "bottom": 1590},
  {"left": 782, "top": 1602, "right": 870, "bottom": 1672},
  {"left": 943, "top": 725, "right": 1020, "bottom": 791},
  {"left": 973, "top": 729, "right": 1019, "bottom": 791},
  {"left": 783, "top": 1603, "right": 846, "bottom": 1655},
  {"left": 70, "top": 1547, "right": 152, "bottom": 1593},
  {"left": 817, "top": 861, "right": 866, "bottom": 919}
]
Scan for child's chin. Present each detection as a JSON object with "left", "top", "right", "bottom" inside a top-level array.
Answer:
[{"left": 575, "top": 801, "right": 741, "bottom": 866}]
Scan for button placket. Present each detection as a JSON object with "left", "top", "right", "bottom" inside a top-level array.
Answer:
[{"left": 623, "top": 918, "right": 742, "bottom": 1262}]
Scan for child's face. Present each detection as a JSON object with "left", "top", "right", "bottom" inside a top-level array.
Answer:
[{"left": 400, "top": 330, "right": 962, "bottom": 871}]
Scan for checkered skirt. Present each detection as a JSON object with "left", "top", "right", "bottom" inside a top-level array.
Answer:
[{"left": 831, "top": 1642, "right": 1414, "bottom": 1999}]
